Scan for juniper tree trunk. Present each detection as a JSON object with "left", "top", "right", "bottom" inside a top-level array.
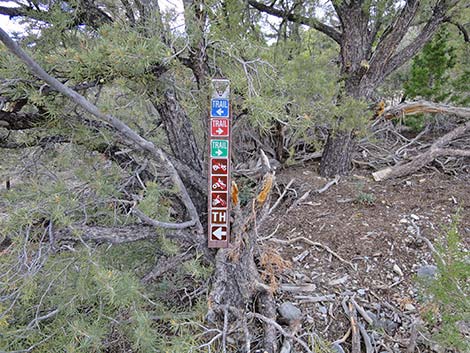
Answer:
[
  {"left": 152, "top": 87, "right": 207, "bottom": 213},
  {"left": 320, "top": 129, "right": 355, "bottom": 177},
  {"left": 318, "top": 3, "right": 369, "bottom": 177}
]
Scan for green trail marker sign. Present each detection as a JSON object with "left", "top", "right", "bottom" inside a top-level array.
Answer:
[{"left": 210, "top": 140, "right": 228, "bottom": 158}]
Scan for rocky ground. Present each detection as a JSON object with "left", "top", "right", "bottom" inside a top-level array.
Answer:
[{"left": 259, "top": 163, "right": 469, "bottom": 353}]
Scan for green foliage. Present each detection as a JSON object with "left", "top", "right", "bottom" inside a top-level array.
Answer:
[
  {"left": 354, "top": 182, "right": 376, "bottom": 206},
  {"left": 138, "top": 181, "right": 171, "bottom": 221},
  {"left": 0, "top": 238, "right": 211, "bottom": 352},
  {"left": 42, "top": 24, "right": 168, "bottom": 85},
  {"left": 356, "top": 192, "right": 376, "bottom": 206},
  {"left": 417, "top": 215, "right": 470, "bottom": 352},
  {"left": 404, "top": 27, "right": 456, "bottom": 102},
  {"left": 0, "top": 147, "right": 124, "bottom": 232},
  {"left": 402, "top": 114, "right": 427, "bottom": 133},
  {"left": 402, "top": 21, "right": 470, "bottom": 106}
]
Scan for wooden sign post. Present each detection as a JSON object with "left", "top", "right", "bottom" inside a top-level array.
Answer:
[{"left": 208, "top": 79, "right": 231, "bottom": 248}]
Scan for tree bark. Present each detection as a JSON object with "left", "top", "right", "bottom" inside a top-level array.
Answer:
[
  {"left": 320, "top": 129, "right": 355, "bottom": 177},
  {"left": 152, "top": 88, "right": 203, "bottom": 175}
]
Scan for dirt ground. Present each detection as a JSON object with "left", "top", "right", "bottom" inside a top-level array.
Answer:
[{"left": 260, "top": 163, "right": 469, "bottom": 353}]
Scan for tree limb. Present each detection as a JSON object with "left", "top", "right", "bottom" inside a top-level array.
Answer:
[
  {"left": 373, "top": 119, "right": 470, "bottom": 181},
  {"left": 382, "top": 0, "right": 460, "bottom": 79},
  {"left": 56, "top": 224, "right": 190, "bottom": 244},
  {"left": 0, "top": 0, "right": 112, "bottom": 29},
  {"left": 382, "top": 100, "right": 470, "bottom": 120},
  {"left": 0, "top": 27, "right": 203, "bottom": 233},
  {"left": 132, "top": 208, "right": 196, "bottom": 230},
  {"left": 446, "top": 20, "right": 470, "bottom": 42},
  {"left": 247, "top": 0, "right": 341, "bottom": 44},
  {"left": 368, "top": 0, "right": 420, "bottom": 77}
]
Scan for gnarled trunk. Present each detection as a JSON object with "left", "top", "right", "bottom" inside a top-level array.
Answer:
[{"left": 319, "top": 129, "right": 355, "bottom": 177}]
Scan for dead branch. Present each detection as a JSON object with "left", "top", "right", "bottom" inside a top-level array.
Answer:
[
  {"left": 295, "top": 294, "right": 336, "bottom": 303},
  {"left": 268, "top": 178, "right": 295, "bottom": 214},
  {"left": 286, "top": 175, "right": 339, "bottom": 213},
  {"left": 269, "top": 236, "right": 355, "bottom": 270},
  {"left": 316, "top": 175, "right": 340, "bottom": 194},
  {"left": 247, "top": 312, "right": 313, "bottom": 353},
  {"left": 342, "top": 299, "right": 361, "bottom": 353},
  {"left": 358, "top": 323, "right": 374, "bottom": 353},
  {"left": 141, "top": 251, "right": 194, "bottom": 283},
  {"left": 351, "top": 298, "right": 374, "bottom": 326},
  {"left": 56, "top": 224, "right": 190, "bottom": 244},
  {"left": 132, "top": 208, "right": 196, "bottom": 229},
  {"left": 382, "top": 100, "right": 470, "bottom": 120},
  {"left": 373, "top": 119, "right": 470, "bottom": 181},
  {"left": 0, "top": 28, "right": 203, "bottom": 234}
]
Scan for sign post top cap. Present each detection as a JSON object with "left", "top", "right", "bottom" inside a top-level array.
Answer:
[{"left": 211, "top": 79, "right": 230, "bottom": 99}]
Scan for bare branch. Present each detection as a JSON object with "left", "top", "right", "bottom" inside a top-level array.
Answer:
[
  {"left": 368, "top": 0, "right": 420, "bottom": 75},
  {"left": 373, "top": 119, "right": 470, "bottom": 181},
  {"left": 446, "top": 20, "right": 470, "bottom": 42},
  {"left": 56, "top": 224, "right": 189, "bottom": 244},
  {"left": 132, "top": 208, "right": 196, "bottom": 230},
  {"left": 247, "top": 0, "right": 341, "bottom": 44},
  {"left": 382, "top": 100, "right": 470, "bottom": 120},
  {"left": 0, "top": 27, "right": 203, "bottom": 233},
  {"left": 382, "top": 0, "right": 461, "bottom": 78}
]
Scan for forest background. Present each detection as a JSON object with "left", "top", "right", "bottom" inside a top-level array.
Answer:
[{"left": 0, "top": 0, "right": 469, "bottom": 352}]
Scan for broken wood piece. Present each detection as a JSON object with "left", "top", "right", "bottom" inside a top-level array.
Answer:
[
  {"left": 333, "top": 328, "right": 351, "bottom": 345},
  {"left": 292, "top": 250, "right": 309, "bottom": 262},
  {"left": 269, "top": 236, "right": 355, "bottom": 270},
  {"left": 279, "top": 283, "right": 317, "bottom": 293},
  {"left": 347, "top": 300, "right": 361, "bottom": 353},
  {"left": 247, "top": 312, "right": 313, "bottom": 353},
  {"left": 328, "top": 274, "right": 349, "bottom": 286},
  {"left": 316, "top": 175, "right": 340, "bottom": 194},
  {"left": 286, "top": 176, "right": 339, "bottom": 213},
  {"left": 359, "top": 322, "right": 374, "bottom": 353},
  {"left": 351, "top": 298, "right": 374, "bottom": 326},
  {"left": 373, "top": 119, "right": 470, "bottom": 181},
  {"left": 269, "top": 178, "right": 295, "bottom": 214},
  {"left": 295, "top": 294, "right": 336, "bottom": 303},
  {"left": 286, "top": 190, "right": 311, "bottom": 214},
  {"left": 382, "top": 100, "right": 470, "bottom": 120}
]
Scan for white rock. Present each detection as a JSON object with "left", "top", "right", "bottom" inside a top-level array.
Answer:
[
  {"left": 278, "top": 302, "right": 302, "bottom": 321},
  {"left": 393, "top": 264, "right": 404, "bottom": 277},
  {"left": 410, "top": 214, "right": 420, "bottom": 220},
  {"left": 293, "top": 250, "right": 309, "bottom": 262},
  {"left": 404, "top": 303, "right": 416, "bottom": 311}
]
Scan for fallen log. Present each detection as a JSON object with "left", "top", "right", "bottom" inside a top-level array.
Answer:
[
  {"left": 373, "top": 106, "right": 470, "bottom": 181},
  {"left": 382, "top": 100, "right": 470, "bottom": 120}
]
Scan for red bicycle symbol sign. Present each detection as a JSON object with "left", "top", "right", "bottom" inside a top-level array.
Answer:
[
  {"left": 211, "top": 193, "right": 227, "bottom": 208},
  {"left": 211, "top": 176, "right": 227, "bottom": 191},
  {"left": 211, "top": 158, "right": 228, "bottom": 174}
]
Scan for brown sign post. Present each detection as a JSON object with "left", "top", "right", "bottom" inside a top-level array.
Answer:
[{"left": 208, "top": 79, "right": 231, "bottom": 248}]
